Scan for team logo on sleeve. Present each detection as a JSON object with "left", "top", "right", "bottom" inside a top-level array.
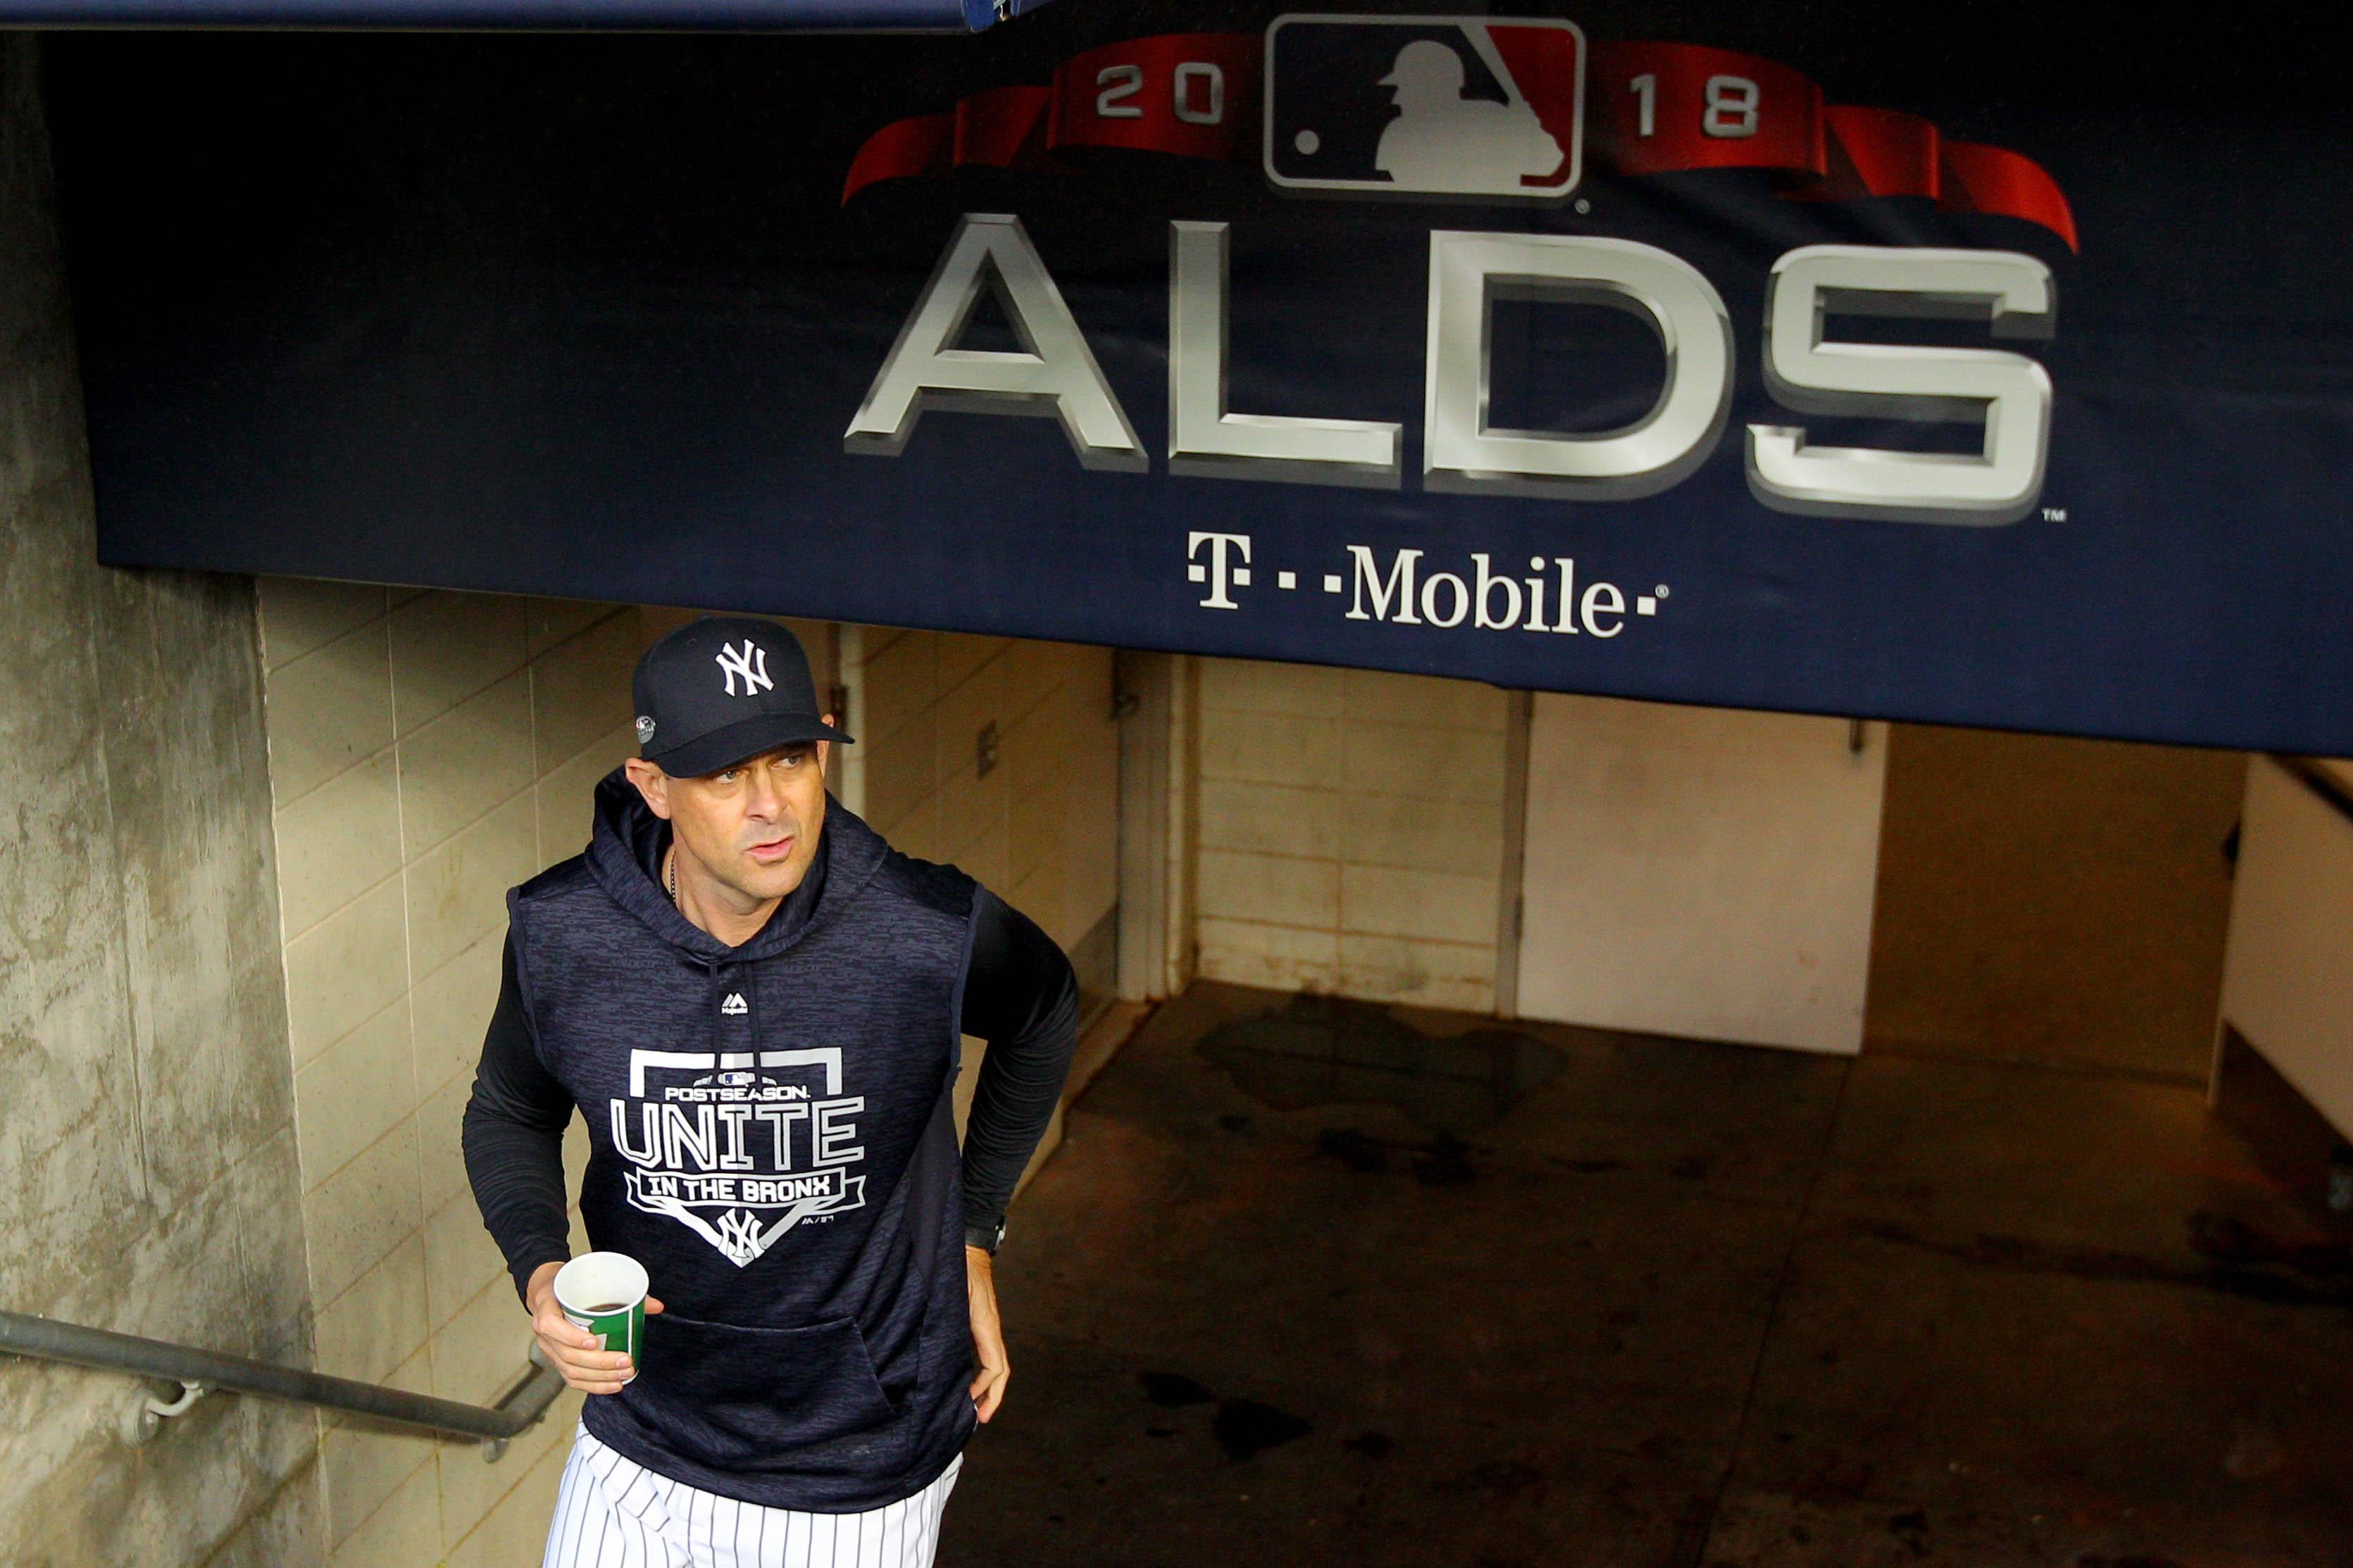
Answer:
[
  {"left": 611, "top": 1046, "right": 867, "bottom": 1265},
  {"left": 1263, "top": 14, "right": 1585, "bottom": 201}
]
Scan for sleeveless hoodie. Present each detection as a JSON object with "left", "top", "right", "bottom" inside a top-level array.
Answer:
[{"left": 506, "top": 770, "right": 980, "bottom": 1510}]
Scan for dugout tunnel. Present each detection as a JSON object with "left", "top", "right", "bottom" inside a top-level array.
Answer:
[{"left": 6, "top": 6, "right": 2353, "bottom": 1567}]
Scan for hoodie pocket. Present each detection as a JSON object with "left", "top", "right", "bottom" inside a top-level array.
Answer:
[{"left": 623, "top": 1312, "right": 906, "bottom": 1472}]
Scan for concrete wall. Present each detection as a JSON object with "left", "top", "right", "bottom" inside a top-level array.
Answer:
[
  {"left": 2218, "top": 755, "right": 2353, "bottom": 1136},
  {"left": 256, "top": 582, "right": 640, "bottom": 1567},
  {"left": 0, "top": 39, "right": 325, "bottom": 1568},
  {"left": 1194, "top": 658, "right": 1511, "bottom": 1015}
]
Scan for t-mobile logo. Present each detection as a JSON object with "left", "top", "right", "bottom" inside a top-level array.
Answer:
[{"left": 1188, "top": 531, "right": 1252, "bottom": 609}]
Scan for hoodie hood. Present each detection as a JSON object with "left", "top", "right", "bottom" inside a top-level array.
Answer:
[{"left": 582, "top": 766, "right": 889, "bottom": 963}]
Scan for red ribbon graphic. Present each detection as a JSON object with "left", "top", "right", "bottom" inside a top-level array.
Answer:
[
  {"left": 842, "top": 32, "right": 2077, "bottom": 252},
  {"left": 1051, "top": 33, "right": 1261, "bottom": 161},
  {"left": 1589, "top": 42, "right": 1823, "bottom": 177}
]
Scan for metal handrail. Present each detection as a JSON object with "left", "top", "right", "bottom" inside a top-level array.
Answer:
[{"left": 0, "top": 1308, "right": 566, "bottom": 1458}]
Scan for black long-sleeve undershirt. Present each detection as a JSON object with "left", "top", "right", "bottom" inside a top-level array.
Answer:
[{"left": 461, "top": 876, "right": 1078, "bottom": 1302}]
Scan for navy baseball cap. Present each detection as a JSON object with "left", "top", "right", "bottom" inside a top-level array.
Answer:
[{"left": 631, "top": 616, "right": 853, "bottom": 778}]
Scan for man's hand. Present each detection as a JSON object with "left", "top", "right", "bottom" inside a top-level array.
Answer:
[
  {"left": 525, "top": 1260, "right": 665, "bottom": 1395},
  {"left": 966, "top": 1244, "right": 1009, "bottom": 1422}
]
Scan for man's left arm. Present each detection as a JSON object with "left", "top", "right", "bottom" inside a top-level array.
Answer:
[{"left": 956, "top": 889, "right": 1080, "bottom": 1421}]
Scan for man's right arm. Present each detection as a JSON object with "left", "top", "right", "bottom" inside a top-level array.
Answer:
[
  {"left": 460, "top": 935, "right": 651, "bottom": 1394},
  {"left": 460, "top": 934, "right": 577, "bottom": 1304}
]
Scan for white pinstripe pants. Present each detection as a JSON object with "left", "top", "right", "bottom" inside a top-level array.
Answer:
[{"left": 542, "top": 1425, "right": 963, "bottom": 1568}]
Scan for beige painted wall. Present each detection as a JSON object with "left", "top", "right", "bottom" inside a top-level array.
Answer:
[
  {"left": 854, "top": 625, "right": 1121, "bottom": 977},
  {"left": 1517, "top": 696, "right": 1889, "bottom": 1055},
  {"left": 1193, "top": 658, "right": 1510, "bottom": 1015},
  {"left": 849, "top": 626, "right": 1121, "bottom": 1151},
  {"left": 2218, "top": 756, "right": 2353, "bottom": 1136},
  {"left": 258, "top": 582, "right": 640, "bottom": 1568},
  {"left": 1116, "top": 651, "right": 1201, "bottom": 1002}
]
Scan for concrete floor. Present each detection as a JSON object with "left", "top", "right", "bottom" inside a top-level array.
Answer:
[{"left": 944, "top": 982, "right": 2353, "bottom": 1568}]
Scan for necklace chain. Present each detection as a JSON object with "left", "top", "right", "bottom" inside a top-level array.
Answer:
[{"left": 666, "top": 845, "right": 678, "bottom": 905}]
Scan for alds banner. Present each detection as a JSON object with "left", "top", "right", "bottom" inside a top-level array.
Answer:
[{"left": 47, "top": 7, "right": 2353, "bottom": 753}]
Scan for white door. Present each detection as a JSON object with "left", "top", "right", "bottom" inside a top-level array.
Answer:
[{"left": 1515, "top": 694, "right": 1889, "bottom": 1055}]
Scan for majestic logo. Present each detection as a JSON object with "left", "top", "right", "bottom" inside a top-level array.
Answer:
[
  {"left": 611, "top": 1045, "right": 866, "bottom": 1266},
  {"left": 720, "top": 992, "right": 748, "bottom": 1016},
  {"left": 714, "top": 640, "right": 773, "bottom": 697},
  {"left": 635, "top": 715, "right": 657, "bottom": 744},
  {"left": 1264, "top": 15, "right": 1584, "bottom": 201}
]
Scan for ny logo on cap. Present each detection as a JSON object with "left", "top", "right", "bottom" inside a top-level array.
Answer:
[{"left": 714, "top": 641, "right": 773, "bottom": 698}]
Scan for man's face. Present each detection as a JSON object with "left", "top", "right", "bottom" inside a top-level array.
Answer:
[{"left": 627, "top": 737, "right": 829, "bottom": 905}]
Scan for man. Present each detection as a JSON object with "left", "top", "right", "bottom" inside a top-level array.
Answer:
[{"left": 463, "top": 615, "right": 1078, "bottom": 1568}]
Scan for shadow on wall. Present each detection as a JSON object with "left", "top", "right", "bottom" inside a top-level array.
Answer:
[{"left": 1865, "top": 724, "right": 2247, "bottom": 1081}]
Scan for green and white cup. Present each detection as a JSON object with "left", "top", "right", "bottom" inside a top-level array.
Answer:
[{"left": 553, "top": 1252, "right": 649, "bottom": 1363}]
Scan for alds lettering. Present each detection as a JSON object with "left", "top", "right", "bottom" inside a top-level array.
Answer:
[{"left": 845, "top": 213, "right": 2056, "bottom": 527}]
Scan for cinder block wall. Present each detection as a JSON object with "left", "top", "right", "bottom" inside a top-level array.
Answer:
[
  {"left": 855, "top": 627, "right": 1121, "bottom": 996},
  {"left": 257, "top": 583, "right": 643, "bottom": 1565},
  {"left": 0, "top": 39, "right": 325, "bottom": 1568},
  {"left": 849, "top": 625, "right": 1121, "bottom": 1179},
  {"left": 1194, "top": 658, "right": 1511, "bottom": 1015}
]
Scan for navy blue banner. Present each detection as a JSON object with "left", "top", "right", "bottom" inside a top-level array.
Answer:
[
  {"left": 42, "top": 8, "right": 2353, "bottom": 753},
  {"left": 4, "top": 0, "right": 1039, "bottom": 28}
]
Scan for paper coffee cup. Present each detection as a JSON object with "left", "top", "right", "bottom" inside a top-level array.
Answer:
[{"left": 553, "top": 1252, "right": 649, "bottom": 1363}]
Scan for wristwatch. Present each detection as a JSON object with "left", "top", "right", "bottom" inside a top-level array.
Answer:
[{"left": 965, "top": 1218, "right": 1006, "bottom": 1254}]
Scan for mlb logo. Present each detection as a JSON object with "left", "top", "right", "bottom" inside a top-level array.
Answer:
[{"left": 1263, "top": 13, "right": 1585, "bottom": 201}]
